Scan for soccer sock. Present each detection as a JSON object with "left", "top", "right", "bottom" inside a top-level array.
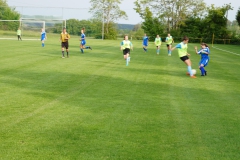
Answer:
[
  {"left": 42, "top": 43, "right": 44, "bottom": 47},
  {"left": 62, "top": 51, "right": 64, "bottom": 57},
  {"left": 80, "top": 48, "right": 83, "bottom": 53},
  {"left": 143, "top": 47, "right": 146, "bottom": 51},
  {"left": 200, "top": 67, "right": 205, "bottom": 75},
  {"left": 188, "top": 66, "right": 193, "bottom": 76},
  {"left": 67, "top": 52, "right": 69, "bottom": 56},
  {"left": 86, "top": 46, "right": 89, "bottom": 49}
]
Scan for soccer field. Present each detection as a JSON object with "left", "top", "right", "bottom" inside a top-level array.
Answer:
[{"left": 0, "top": 36, "right": 240, "bottom": 160}]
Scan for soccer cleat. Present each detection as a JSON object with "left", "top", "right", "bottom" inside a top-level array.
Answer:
[
  {"left": 89, "top": 46, "right": 92, "bottom": 50},
  {"left": 62, "top": 56, "right": 65, "bottom": 58},
  {"left": 190, "top": 75, "right": 197, "bottom": 78},
  {"left": 168, "top": 54, "right": 171, "bottom": 56},
  {"left": 205, "top": 71, "right": 207, "bottom": 76},
  {"left": 186, "top": 72, "right": 190, "bottom": 75}
]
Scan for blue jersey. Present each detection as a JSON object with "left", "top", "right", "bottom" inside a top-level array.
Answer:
[
  {"left": 197, "top": 47, "right": 210, "bottom": 59},
  {"left": 143, "top": 36, "right": 148, "bottom": 46},
  {"left": 41, "top": 31, "right": 46, "bottom": 40},
  {"left": 81, "top": 33, "right": 86, "bottom": 45}
]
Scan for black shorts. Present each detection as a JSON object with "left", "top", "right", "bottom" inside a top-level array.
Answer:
[
  {"left": 180, "top": 55, "right": 189, "bottom": 62},
  {"left": 61, "top": 42, "right": 69, "bottom": 49},
  {"left": 166, "top": 44, "right": 172, "bottom": 47},
  {"left": 123, "top": 48, "right": 130, "bottom": 55}
]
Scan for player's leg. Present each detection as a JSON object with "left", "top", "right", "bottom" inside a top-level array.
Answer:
[
  {"left": 42, "top": 39, "right": 45, "bottom": 47},
  {"left": 80, "top": 42, "right": 84, "bottom": 53},
  {"left": 183, "top": 57, "right": 196, "bottom": 78},
  {"left": 61, "top": 43, "right": 65, "bottom": 58},
  {"left": 66, "top": 42, "right": 69, "bottom": 57},
  {"left": 156, "top": 46, "right": 159, "bottom": 54},
  {"left": 168, "top": 44, "right": 172, "bottom": 56}
]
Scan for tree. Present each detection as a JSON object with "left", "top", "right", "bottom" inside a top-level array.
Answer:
[
  {"left": 141, "top": 7, "right": 164, "bottom": 41},
  {"left": 89, "top": 0, "right": 128, "bottom": 35},
  {"left": 0, "top": 0, "right": 20, "bottom": 30},
  {"left": 236, "top": 7, "right": 240, "bottom": 26},
  {"left": 203, "top": 4, "right": 233, "bottom": 39},
  {"left": 134, "top": 0, "right": 206, "bottom": 32}
]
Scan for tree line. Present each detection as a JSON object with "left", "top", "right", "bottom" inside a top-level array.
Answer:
[{"left": 1, "top": 0, "right": 240, "bottom": 44}]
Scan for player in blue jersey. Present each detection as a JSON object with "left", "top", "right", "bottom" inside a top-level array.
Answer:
[
  {"left": 142, "top": 33, "right": 148, "bottom": 52},
  {"left": 195, "top": 43, "right": 210, "bottom": 76},
  {"left": 80, "top": 27, "right": 92, "bottom": 53},
  {"left": 41, "top": 28, "right": 47, "bottom": 47},
  {"left": 120, "top": 35, "right": 133, "bottom": 66}
]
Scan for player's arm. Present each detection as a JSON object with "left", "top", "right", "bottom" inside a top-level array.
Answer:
[
  {"left": 194, "top": 46, "right": 199, "bottom": 54},
  {"left": 120, "top": 42, "right": 123, "bottom": 50},
  {"left": 171, "top": 43, "right": 181, "bottom": 51}
]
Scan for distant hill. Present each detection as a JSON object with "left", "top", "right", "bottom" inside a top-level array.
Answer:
[{"left": 117, "top": 24, "right": 135, "bottom": 30}]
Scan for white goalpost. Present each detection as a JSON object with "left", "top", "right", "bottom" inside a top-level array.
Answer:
[{"left": 0, "top": 18, "right": 66, "bottom": 40}]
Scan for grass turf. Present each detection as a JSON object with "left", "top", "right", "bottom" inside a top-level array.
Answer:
[{"left": 0, "top": 35, "right": 240, "bottom": 160}]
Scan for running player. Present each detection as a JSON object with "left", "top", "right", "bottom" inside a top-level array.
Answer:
[
  {"left": 41, "top": 28, "right": 47, "bottom": 47},
  {"left": 120, "top": 35, "right": 133, "bottom": 66},
  {"left": 142, "top": 33, "right": 148, "bottom": 52},
  {"left": 154, "top": 35, "right": 162, "bottom": 55},
  {"left": 17, "top": 28, "right": 22, "bottom": 41},
  {"left": 194, "top": 43, "right": 210, "bottom": 76},
  {"left": 166, "top": 33, "right": 174, "bottom": 56},
  {"left": 80, "top": 27, "right": 92, "bottom": 53},
  {"left": 171, "top": 36, "right": 196, "bottom": 78},
  {"left": 60, "top": 28, "right": 70, "bottom": 58}
]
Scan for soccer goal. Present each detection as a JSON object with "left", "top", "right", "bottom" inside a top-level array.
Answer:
[{"left": 0, "top": 18, "right": 66, "bottom": 40}]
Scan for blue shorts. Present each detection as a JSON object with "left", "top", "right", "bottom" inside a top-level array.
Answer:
[
  {"left": 81, "top": 40, "right": 86, "bottom": 45},
  {"left": 199, "top": 58, "right": 209, "bottom": 67},
  {"left": 41, "top": 37, "right": 45, "bottom": 41},
  {"left": 143, "top": 43, "right": 148, "bottom": 47}
]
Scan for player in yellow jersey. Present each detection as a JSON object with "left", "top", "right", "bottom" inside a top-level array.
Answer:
[
  {"left": 154, "top": 35, "right": 162, "bottom": 55},
  {"left": 166, "top": 33, "right": 174, "bottom": 56},
  {"left": 60, "top": 28, "right": 70, "bottom": 58},
  {"left": 120, "top": 35, "right": 133, "bottom": 66}
]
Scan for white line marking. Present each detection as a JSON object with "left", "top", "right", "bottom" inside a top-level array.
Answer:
[{"left": 212, "top": 46, "right": 240, "bottom": 56}]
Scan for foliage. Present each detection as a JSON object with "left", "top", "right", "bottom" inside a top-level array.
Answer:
[
  {"left": 89, "top": 0, "right": 127, "bottom": 35},
  {"left": 236, "top": 7, "right": 240, "bottom": 26},
  {"left": 134, "top": 0, "right": 206, "bottom": 32},
  {"left": 141, "top": 7, "right": 164, "bottom": 41},
  {"left": 0, "top": 0, "right": 20, "bottom": 30}
]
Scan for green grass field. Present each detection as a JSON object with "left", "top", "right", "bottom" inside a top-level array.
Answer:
[{"left": 0, "top": 34, "right": 240, "bottom": 160}]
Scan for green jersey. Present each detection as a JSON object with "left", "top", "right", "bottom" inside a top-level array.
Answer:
[
  {"left": 17, "top": 29, "right": 21, "bottom": 35},
  {"left": 177, "top": 42, "right": 188, "bottom": 57},
  {"left": 155, "top": 37, "right": 162, "bottom": 46},
  {"left": 121, "top": 40, "right": 132, "bottom": 50},
  {"left": 166, "top": 36, "right": 173, "bottom": 44}
]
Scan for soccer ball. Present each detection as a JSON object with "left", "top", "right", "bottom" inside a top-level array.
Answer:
[{"left": 191, "top": 69, "right": 197, "bottom": 75}]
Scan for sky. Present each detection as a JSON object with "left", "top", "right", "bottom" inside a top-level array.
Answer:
[{"left": 6, "top": 0, "right": 240, "bottom": 24}]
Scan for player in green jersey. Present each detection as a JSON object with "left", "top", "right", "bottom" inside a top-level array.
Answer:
[
  {"left": 154, "top": 35, "right": 162, "bottom": 55},
  {"left": 166, "top": 33, "right": 174, "bottom": 56},
  {"left": 171, "top": 36, "right": 196, "bottom": 78},
  {"left": 17, "top": 28, "right": 22, "bottom": 41},
  {"left": 120, "top": 35, "right": 133, "bottom": 66}
]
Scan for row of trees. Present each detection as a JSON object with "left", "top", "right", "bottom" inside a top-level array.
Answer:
[{"left": 1, "top": 0, "right": 240, "bottom": 43}]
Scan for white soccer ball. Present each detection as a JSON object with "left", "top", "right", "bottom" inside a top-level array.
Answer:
[{"left": 191, "top": 69, "right": 197, "bottom": 75}]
